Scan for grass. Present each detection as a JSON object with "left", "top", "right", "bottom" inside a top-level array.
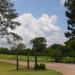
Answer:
[
  {"left": 0, "top": 62, "right": 62, "bottom": 75},
  {"left": 0, "top": 54, "right": 75, "bottom": 63},
  {"left": 0, "top": 54, "right": 54, "bottom": 62}
]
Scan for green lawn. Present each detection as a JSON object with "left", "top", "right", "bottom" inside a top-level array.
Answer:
[
  {"left": 0, "top": 62, "right": 62, "bottom": 75},
  {"left": 0, "top": 54, "right": 54, "bottom": 62}
]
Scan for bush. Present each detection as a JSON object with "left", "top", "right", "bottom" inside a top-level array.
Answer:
[
  {"left": 63, "top": 57, "right": 75, "bottom": 63},
  {"left": 34, "top": 64, "right": 39, "bottom": 70},
  {"left": 34, "top": 64, "right": 46, "bottom": 70},
  {"left": 39, "top": 64, "right": 46, "bottom": 69}
]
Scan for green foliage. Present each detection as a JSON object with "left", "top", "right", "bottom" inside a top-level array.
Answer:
[
  {"left": 0, "top": 47, "right": 9, "bottom": 54},
  {"left": 30, "top": 37, "right": 47, "bottom": 70},
  {"left": 48, "top": 44, "right": 64, "bottom": 62},
  {"left": 0, "top": 0, "right": 21, "bottom": 40},
  {"left": 31, "top": 37, "right": 47, "bottom": 54},
  {"left": 17, "top": 43, "right": 25, "bottom": 49},
  {"left": 64, "top": 38, "right": 75, "bottom": 57},
  {"left": 65, "top": 0, "right": 75, "bottom": 38},
  {"left": 39, "top": 64, "right": 46, "bottom": 70},
  {"left": 34, "top": 64, "right": 46, "bottom": 70},
  {"left": 34, "top": 64, "right": 39, "bottom": 70},
  {"left": 63, "top": 57, "right": 75, "bottom": 63},
  {"left": 65, "top": 38, "right": 75, "bottom": 50}
]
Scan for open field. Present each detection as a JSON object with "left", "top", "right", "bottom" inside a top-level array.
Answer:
[
  {"left": 0, "top": 62, "right": 62, "bottom": 75},
  {"left": 0, "top": 54, "right": 53, "bottom": 62},
  {"left": 0, "top": 59, "right": 75, "bottom": 75},
  {"left": 0, "top": 54, "right": 75, "bottom": 63},
  {"left": 0, "top": 54, "right": 75, "bottom": 75}
]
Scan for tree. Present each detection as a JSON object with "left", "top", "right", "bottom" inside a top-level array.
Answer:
[
  {"left": 16, "top": 43, "right": 25, "bottom": 70},
  {"left": 64, "top": 38, "right": 75, "bottom": 57},
  {"left": 26, "top": 48, "right": 31, "bottom": 69},
  {"left": 0, "top": 0, "right": 22, "bottom": 70},
  {"left": 0, "top": 47, "right": 9, "bottom": 54},
  {"left": 65, "top": 0, "right": 75, "bottom": 57},
  {"left": 9, "top": 33, "right": 22, "bottom": 71},
  {"left": 30, "top": 37, "right": 46, "bottom": 69},
  {"left": 65, "top": 0, "right": 75, "bottom": 39},
  {"left": 0, "top": 0, "right": 20, "bottom": 37},
  {"left": 48, "top": 44, "right": 64, "bottom": 62},
  {"left": 17, "top": 43, "right": 26, "bottom": 54}
]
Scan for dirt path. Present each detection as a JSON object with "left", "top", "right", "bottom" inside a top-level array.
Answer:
[{"left": 0, "top": 59, "right": 75, "bottom": 75}]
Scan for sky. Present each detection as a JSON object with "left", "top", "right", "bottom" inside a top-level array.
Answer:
[
  {"left": 0, "top": 0, "right": 68, "bottom": 48},
  {"left": 12, "top": 0, "right": 67, "bottom": 29}
]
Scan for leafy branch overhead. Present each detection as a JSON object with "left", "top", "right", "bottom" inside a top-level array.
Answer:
[
  {"left": 65, "top": 0, "right": 75, "bottom": 39},
  {"left": 0, "top": 0, "right": 22, "bottom": 44}
]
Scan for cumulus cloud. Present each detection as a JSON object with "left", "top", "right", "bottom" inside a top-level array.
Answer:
[
  {"left": 0, "top": 13, "right": 67, "bottom": 48},
  {"left": 10, "top": 13, "right": 67, "bottom": 48}
]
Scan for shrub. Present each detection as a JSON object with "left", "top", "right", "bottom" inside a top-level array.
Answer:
[
  {"left": 34, "top": 64, "right": 39, "bottom": 70},
  {"left": 34, "top": 64, "right": 46, "bottom": 70},
  {"left": 63, "top": 57, "right": 75, "bottom": 63},
  {"left": 39, "top": 64, "right": 46, "bottom": 70}
]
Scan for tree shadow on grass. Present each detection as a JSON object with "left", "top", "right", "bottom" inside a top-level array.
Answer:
[{"left": 10, "top": 66, "right": 48, "bottom": 72}]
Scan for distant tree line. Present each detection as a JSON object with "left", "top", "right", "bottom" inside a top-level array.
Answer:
[{"left": 0, "top": 42, "right": 74, "bottom": 58}]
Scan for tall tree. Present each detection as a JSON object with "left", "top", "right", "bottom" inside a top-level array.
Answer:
[
  {"left": 65, "top": 0, "right": 75, "bottom": 39},
  {"left": 0, "top": 0, "right": 22, "bottom": 70},
  {"left": 0, "top": 0, "right": 20, "bottom": 38},
  {"left": 49, "top": 44, "right": 64, "bottom": 62},
  {"left": 65, "top": 0, "right": 75, "bottom": 57},
  {"left": 30, "top": 37, "right": 46, "bottom": 70},
  {"left": 9, "top": 33, "right": 22, "bottom": 71},
  {"left": 65, "top": 38, "right": 75, "bottom": 57},
  {"left": 26, "top": 48, "right": 31, "bottom": 69}
]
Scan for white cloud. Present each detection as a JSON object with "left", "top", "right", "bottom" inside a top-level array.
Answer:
[
  {"left": 0, "top": 36, "right": 10, "bottom": 48},
  {"left": 11, "top": 13, "right": 67, "bottom": 48},
  {"left": 0, "top": 13, "right": 67, "bottom": 48},
  {"left": 60, "top": 0, "right": 65, "bottom": 5}
]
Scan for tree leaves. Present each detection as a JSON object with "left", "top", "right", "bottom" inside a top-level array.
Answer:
[
  {"left": 0, "top": 0, "right": 22, "bottom": 47},
  {"left": 65, "top": 0, "right": 75, "bottom": 39}
]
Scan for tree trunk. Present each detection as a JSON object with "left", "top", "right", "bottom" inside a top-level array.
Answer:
[
  {"left": 34, "top": 50, "right": 37, "bottom": 70},
  {"left": 27, "top": 50, "right": 29, "bottom": 69},
  {"left": 16, "top": 49, "right": 19, "bottom": 70}
]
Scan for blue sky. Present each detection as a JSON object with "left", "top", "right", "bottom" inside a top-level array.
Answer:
[{"left": 12, "top": 0, "right": 67, "bottom": 30}]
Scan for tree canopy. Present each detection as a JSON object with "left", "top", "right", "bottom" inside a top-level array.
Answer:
[
  {"left": 0, "top": 0, "right": 21, "bottom": 45},
  {"left": 31, "top": 37, "right": 46, "bottom": 54},
  {"left": 65, "top": 0, "right": 75, "bottom": 39}
]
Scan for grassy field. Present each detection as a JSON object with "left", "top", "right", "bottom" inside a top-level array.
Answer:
[
  {"left": 0, "top": 54, "right": 54, "bottom": 62},
  {"left": 0, "top": 62, "right": 62, "bottom": 75},
  {"left": 0, "top": 54, "right": 75, "bottom": 63}
]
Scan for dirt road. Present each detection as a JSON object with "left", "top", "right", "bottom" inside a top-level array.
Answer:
[{"left": 0, "top": 59, "right": 75, "bottom": 75}]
